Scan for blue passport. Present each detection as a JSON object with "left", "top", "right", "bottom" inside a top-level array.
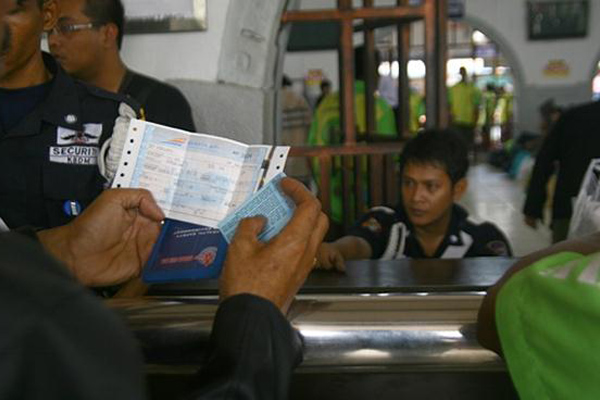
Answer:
[
  {"left": 142, "top": 219, "right": 228, "bottom": 283},
  {"left": 142, "top": 174, "right": 294, "bottom": 284},
  {"left": 115, "top": 120, "right": 291, "bottom": 284}
]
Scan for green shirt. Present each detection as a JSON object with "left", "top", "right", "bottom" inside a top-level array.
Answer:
[
  {"left": 496, "top": 251, "right": 600, "bottom": 400},
  {"left": 448, "top": 81, "right": 481, "bottom": 127},
  {"left": 308, "top": 81, "right": 397, "bottom": 223},
  {"left": 308, "top": 80, "right": 397, "bottom": 146}
]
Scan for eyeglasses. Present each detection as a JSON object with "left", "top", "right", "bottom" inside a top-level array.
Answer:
[{"left": 48, "top": 22, "right": 101, "bottom": 37}]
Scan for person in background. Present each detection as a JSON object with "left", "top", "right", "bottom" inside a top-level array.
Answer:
[
  {"left": 0, "top": 0, "right": 138, "bottom": 229},
  {"left": 523, "top": 99, "right": 600, "bottom": 243},
  {"left": 408, "top": 88, "right": 426, "bottom": 136},
  {"left": 448, "top": 66, "right": 481, "bottom": 152},
  {"left": 309, "top": 47, "right": 397, "bottom": 228},
  {"left": 315, "top": 78, "right": 331, "bottom": 108},
  {"left": 377, "top": 71, "right": 425, "bottom": 137},
  {"left": 49, "top": 0, "right": 195, "bottom": 131},
  {"left": 280, "top": 75, "right": 312, "bottom": 186},
  {"left": 538, "top": 98, "right": 562, "bottom": 140},
  {"left": 479, "top": 83, "right": 496, "bottom": 150},
  {"left": 478, "top": 231, "right": 600, "bottom": 399},
  {"left": 494, "top": 85, "right": 513, "bottom": 141},
  {"left": 317, "top": 130, "right": 511, "bottom": 271}
]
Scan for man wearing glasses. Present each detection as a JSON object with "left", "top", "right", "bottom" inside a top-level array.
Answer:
[
  {"left": 0, "top": 0, "right": 139, "bottom": 229},
  {"left": 48, "top": 0, "right": 196, "bottom": 132}
]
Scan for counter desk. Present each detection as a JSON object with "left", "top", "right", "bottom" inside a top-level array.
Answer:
[
  {"left": 108, "top": 257, "right": 515, "bottom": 372},
  {"left": 108, "top": 257, "right": 520, "bottom": 399}
]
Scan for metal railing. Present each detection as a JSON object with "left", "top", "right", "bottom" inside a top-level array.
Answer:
[{"left": 108, "top": 292, "right": 503, "bottom": 375}]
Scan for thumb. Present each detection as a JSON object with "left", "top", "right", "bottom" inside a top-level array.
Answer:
[
  {"left": 231, "top": 216, "right": 267, "bottom": 244},
  {"left": 333, "top": 252, "right": 346, "bottom": 272},
  {"left": 138, "top": 194, "right": 166, "bottom": 222}
]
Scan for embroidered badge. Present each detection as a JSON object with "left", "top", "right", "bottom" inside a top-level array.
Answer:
[
  {"left": 51, "top": 123, "right": 103, "bottom": 165},
  {"left": 361, "top": 217, "right": 382, "bottom": 233},
  {"left": 57, "top": 123, "right": 102, "bottom": 145},
  {"left": 49, "top": 146, "right": 99, "bottom": 165}
]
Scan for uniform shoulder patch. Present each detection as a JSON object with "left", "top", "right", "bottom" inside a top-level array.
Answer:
[
  {"left": 486, "top": 240, "right": 509, "bottom": 256},
  {"left": 361, "top": 217, "right": 383, "bottom": 233}
]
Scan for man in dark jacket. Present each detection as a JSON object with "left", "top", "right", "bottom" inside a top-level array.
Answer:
[
  {"left": 523, "top": 100, "right": 600, "bottom": 243},
  {"left": 0, "top": 0, "right": 139, "bottom": 229},
  {"left": 0, "top": 177, "right": 328, "bottom": 399},
  {"left": 49, "top": 0, "right": 196, "bottom": 132}
]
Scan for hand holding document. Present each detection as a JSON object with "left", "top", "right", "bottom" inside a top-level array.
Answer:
[
  {"left": 219, "top": 174, "right": 295, "bottom": 244},
  {"left": 111, "top": 120, "right": 292, "bottom": 282}
]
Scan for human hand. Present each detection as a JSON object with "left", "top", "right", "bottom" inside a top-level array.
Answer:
[
  {"left": 315, "top": 242, "right": 346, "bottom": 272},
  {"left": 38, "top": 189, "right": 164, "bottom": 286},
  {"left": 524, "top": 215, "right": 538, "bottom": 229},
  {"left": 219, "top": 177, "right": 328, "bottom": 314}
]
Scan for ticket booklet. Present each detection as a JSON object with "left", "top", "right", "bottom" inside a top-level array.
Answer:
[{"left": 112, "top": 119, "right": 292, "bottom": 283}]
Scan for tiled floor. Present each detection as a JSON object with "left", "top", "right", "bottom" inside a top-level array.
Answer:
[{"left": 459, "top": 163, "right": 552, "bottom": 257}]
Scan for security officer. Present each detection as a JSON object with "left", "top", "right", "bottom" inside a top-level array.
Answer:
[{"left": 0, "top": 0, "right": 138, "bottom": 229}]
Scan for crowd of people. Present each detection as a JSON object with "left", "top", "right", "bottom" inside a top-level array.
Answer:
[{"left": 1, "top": 0, "right": 600, "bottom": 399}]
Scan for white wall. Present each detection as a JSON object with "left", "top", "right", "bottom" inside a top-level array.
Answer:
[
  {"left": 120, "top": 0, "right": 230, "bottom": 82},
  {"left": 462, "top": 0, "right": 599, "bottom": 132},
  {"left": 117, "top": 0, "right": 600, "bottom": 136},
  {"left": 465, "top": 0, "right": 599, "bottom": 88}
]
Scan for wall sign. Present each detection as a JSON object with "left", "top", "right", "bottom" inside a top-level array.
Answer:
[
  {"left": 527, "top": 0, "right": 588, "bottom": 40},
  {"left": 543, "top": 59, "right": 570, "bottom": 78},
  {"left": 123, "top": 0, "right": 207, "bottom": 34}
]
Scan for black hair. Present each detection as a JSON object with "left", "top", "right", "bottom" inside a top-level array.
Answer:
[
  {"left": 82, "top": 0, "right": 125, "bottom": 49},
  {"left": 320, "top": 79, "right": 331, "bottom": 90},
  {"left": 539, "top": 98, "right": 561, "bottom": 118},
  {"left": 354, "top": 46, "right": 366, "bottom": 80},
  {"left": 399, "top": 129, "right": 469, "bottom": 184},
  {"left": 282, "top": 75, "right": 292, "bottom": 87}
]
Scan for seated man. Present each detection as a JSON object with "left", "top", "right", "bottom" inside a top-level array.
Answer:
[
  {"left": 317, "top": 130, "right": 512, "bottom": 270},
  {"left": 478, "top": 232, "right": 600, "bottom": 399},
  {"left": 48, "top": 0, "right": 196, "bottom": 132}
]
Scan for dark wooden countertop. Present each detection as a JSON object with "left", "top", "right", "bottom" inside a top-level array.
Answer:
[{"left": 147, "top": 257, "right": 516, "bottom": 296}]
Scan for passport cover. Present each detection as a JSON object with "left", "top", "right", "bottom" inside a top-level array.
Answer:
[{"left": 142, "top": 219, "right": 228, "bottom": 283}]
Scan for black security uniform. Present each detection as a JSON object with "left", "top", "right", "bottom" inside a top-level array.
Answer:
[
  {"left": 119, "top": 70, "right": 196, "bottom": 132},
  {"left": 0, "top": 53, "right": 138, "bottom": 229},
  {"left": 349, "top": 204, "right": 512, "bottom": 259},
  {"left": 0, "top": 232, "right": 300, "bottom": 399}
]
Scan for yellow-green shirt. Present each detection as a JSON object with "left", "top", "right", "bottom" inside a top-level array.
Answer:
[
  {"left": 497, "top": 251, "right": 600, "bottom": 400},
  {"left": 448, "top": 81, "right": 481, "bottom": 127},
  {"left": 308, "top": 81, "right": 397, "bottom": 223}
]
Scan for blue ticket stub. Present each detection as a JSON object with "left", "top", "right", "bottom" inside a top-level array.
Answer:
[{"left": 218, "top": 174, "right": 295, "bottom": 243}]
